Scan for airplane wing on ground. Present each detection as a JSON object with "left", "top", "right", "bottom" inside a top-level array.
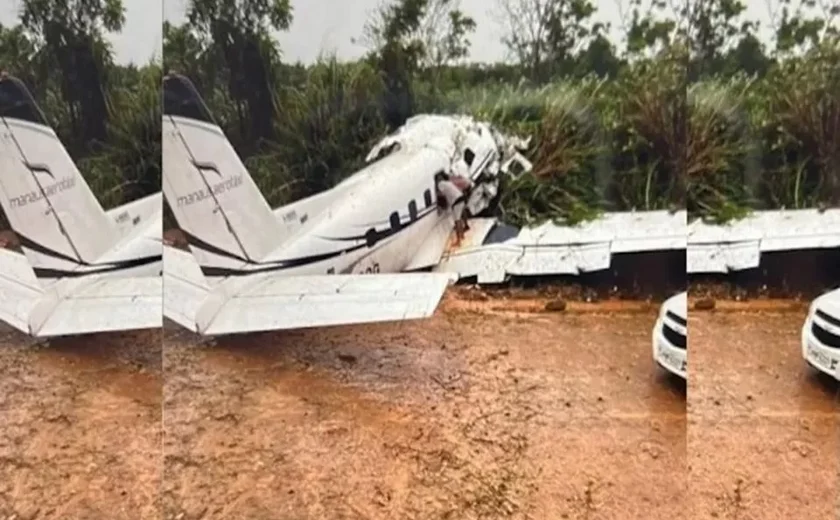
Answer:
[
  {"left": 688, "top": 209, "right": 840, "bottom": 273},
  {"left": 163, "top": 244, "right": 455, "bottom": 336},
  {"left": 436, "top": 211, "right": 687, "bottom": 283},
  {"left": 195, "top": 272, "right": 455, "bottom": 336}
]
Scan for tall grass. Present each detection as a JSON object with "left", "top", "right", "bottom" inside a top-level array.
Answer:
[
  {"left": 687, "top": 41, "right": 840, "bottom": 222},
  {"left": 7, "top": 44, "right": 833, "bottom": 229},
  {"left": 229, "top": 56, "right": 689, "bottom": 227}
]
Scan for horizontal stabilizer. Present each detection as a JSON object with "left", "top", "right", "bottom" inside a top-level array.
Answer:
[
  {"left": 0, "top": 248, "right": 44, "bottom": 333},
  {"left": 194, "top": 272, "right": 455, "bottom": 336},
  {"left": 162, "top": 245, "right": 210, "bottom": 332},
  {"left": 29, "top": 276, "right": 162, "bottom": 337}
]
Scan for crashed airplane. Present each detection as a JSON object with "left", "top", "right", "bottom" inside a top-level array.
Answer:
[
  {"left": 0, "top": 75, "right": 163, "bottom": 337},
  {"left": 162, "top": 74, "right": 687, "bottom": 337},
  {"left": 162, "top": 73, "right": 534, "bottom": 335}
]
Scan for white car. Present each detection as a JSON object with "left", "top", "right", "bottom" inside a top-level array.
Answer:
[
  {"left": 802, "top": 288, "right": 840, "bottom": 379},
  {"left": 653, "top": 292, "right": 687, "bottom": 379}
]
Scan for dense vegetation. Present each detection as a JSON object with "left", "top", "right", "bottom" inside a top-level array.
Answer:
[{"left": 0, "top": 0, "right": 836, "bottom": 228}]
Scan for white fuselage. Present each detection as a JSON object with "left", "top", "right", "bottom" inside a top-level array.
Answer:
[
  {"left": 163, "top": 105, "right": 532, "bottom": 284},
  {"left": 203, "top": 145, "right": 456, "bottom": 281},
  {"left": 801, "top": 288, "right": 840, "bottom": 380},
  {"left": 94, "top": 209, "right": 163, "bottom": 278},
  {"left": 653, "top": 291, "right": 687, "bottom": 379},
  {"left": 43, "top": 193, "right": 164, "bottom": 280}
]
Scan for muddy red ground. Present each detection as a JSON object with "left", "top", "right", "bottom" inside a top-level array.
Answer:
[
  {"left": 0, "top": 327, "right": 162, "bottom": 519},
  {"left": 688, "top": 303, "right": 839, "bottom": 519},
  {"left": 163, "top": 289, "right": 685, "bottom": 519}
]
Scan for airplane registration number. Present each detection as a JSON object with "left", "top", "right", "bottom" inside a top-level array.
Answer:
[{"left": 364, "top": 262, "right": 380, "bottom": 274}]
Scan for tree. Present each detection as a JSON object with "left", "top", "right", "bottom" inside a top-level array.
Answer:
[
  {"left": 183, "top": 0, "right": 293, "bottom": 146},
  {"left": 19, "top": 0, "right": 125, "bottom": 148},
  {"left": 768, "top": 0, "right": 839, "bottom": 55},
  {"left": 0, "top": 24, "right": 41, "bottom": 88},
  {"left": 671, "top": 0, "right": 757, "bottom": 78},
  {"left": 495, "top": 0, "right": 599, "bottom": 81},
  {"left": 360, "top": 0, "right": 476, "bottom": 70},
  {"left": 614, "top": 0, "right": 677, "bottom": 59},
  {"left": 358, "top": 0, "right": 476, "bottom": 126},
  {"left": 162, "top": 21, "right": 208, "bottom": 89}
]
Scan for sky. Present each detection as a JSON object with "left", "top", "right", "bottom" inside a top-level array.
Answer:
[
  {"left": 164, "top": 0, "right": 779, "bottom": 64},
  {"left": 1, "top": 0, "right": 162, "bottom": 65},
  {"left": 2, "top": 0, "right": 787, "bottom": 66}
]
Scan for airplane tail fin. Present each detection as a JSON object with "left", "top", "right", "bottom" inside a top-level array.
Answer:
[
  {"left": 0, "top": 76, "right": 118, "bottom": 279},
  {"left": 162, "top": 74, "right": 281, "bottom": 273}
]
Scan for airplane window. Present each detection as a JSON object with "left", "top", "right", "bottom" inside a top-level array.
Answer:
[
  {"left": 390, "top": 211, "right": 401, "bottom": 230},
  {"left": 424, "top": 189, "right": 433, "bottom": 208},
  {"left": 464, "top": 148, "right": 475, "bottom": 167},
  {"left": 365, "top": 228, "right": 377, "bottom": 247},
  {"left": 408, "top": 200, "right": 417, "bottom": 220}
]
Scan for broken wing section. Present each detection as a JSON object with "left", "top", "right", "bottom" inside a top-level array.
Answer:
[
  {"left": 0, "top": 248, "right": 44, "bottom": 333},
  {"left": 194, "top": 272, "right": 455, "bottom": 336},
  {"left": 28, "top": 276, "right": 163, "bottom": 337}
]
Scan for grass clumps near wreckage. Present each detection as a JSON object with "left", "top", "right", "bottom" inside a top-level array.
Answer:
[
  {"left": 160, "top": 0, "right": 835, "bottom": 229},
  {"left": 687, "top": 41, "right": 840, "bottom": 224}
]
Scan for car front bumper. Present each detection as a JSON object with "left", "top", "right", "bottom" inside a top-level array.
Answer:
[{"left": 653, "top": 316, "right": 687, "bottom": 379}]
